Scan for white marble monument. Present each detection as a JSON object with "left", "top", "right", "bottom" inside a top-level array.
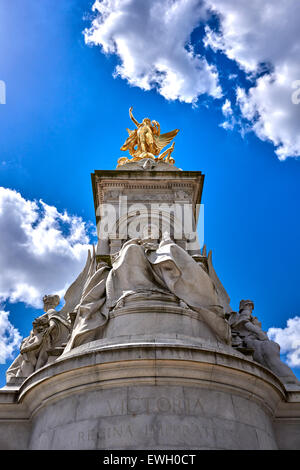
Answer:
[{"left": 0, "top": 110, "right": 300, "bottom": 450}]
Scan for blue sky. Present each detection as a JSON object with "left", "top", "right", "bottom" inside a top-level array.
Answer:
[{"left": 0, "top": 0, "right": 300, "bottom": 386}]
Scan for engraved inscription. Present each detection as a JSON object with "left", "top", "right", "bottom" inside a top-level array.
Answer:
[
  {"left": 78, "top": 421, "right": 214, "bottom": 445},
  {"left": 105, "top": 395, "right": 205, "bottom": 416}
]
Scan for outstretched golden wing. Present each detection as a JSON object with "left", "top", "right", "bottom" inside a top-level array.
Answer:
[
  {"left": 120, "top": 128, "right": 137, "bottom": 152},
  {"left": 154, "top": 129, "right": 179, "bottom": 154}
]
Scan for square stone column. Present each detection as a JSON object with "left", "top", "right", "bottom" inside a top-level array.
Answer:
[{"left": 91, "top": 165, "right": 205, "bottom": 259}]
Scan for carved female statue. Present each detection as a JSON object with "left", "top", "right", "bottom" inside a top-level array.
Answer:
[
  {"left": 129, "top": 107, "right": 160, "bottom": 156},
  {"left": 229, "top": 300, "right": 299, "bottom": 384},
  {"left": 6, "top": 295, "right": 71, "bottom": 383},
  {"left": 63, "top": 234, "right": 231, "bottom": 353}
]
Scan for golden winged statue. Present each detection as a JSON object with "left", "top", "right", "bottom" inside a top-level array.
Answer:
[{"left": 117, "top": 107, "right": 179, "bottom": 167}]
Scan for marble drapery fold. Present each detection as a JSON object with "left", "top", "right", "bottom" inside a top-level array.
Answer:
[
  {"left": 64, "top": 265, "right": 110, "bottom": 352},
  {"left": 147, "top": 238, "right": 231, "bottom": 344}
]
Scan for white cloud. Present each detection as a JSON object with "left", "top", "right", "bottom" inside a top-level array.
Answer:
[
  {"left": 268, "top": 316, "right": 300, "bottom": 368},
  {"left": 204, "top": 0, "right": 300, "bottom": 160},
  {"left": 85, "top": 0, "right": 300, "bottom": 160},
  {"left": 220, "top": 98, "right": 235, "bottom": 130},
  {"left": 0, "top": 309, "right": 22, "bottom": 364},
  {"left": 221, "top": 99, "right": 232, "bottom": 117},
  {"left": 84, "top": 0, "right": 222, "bottom": 104},
  {"left": 0, "top": 187, "right": 92, "bottom": 308}
]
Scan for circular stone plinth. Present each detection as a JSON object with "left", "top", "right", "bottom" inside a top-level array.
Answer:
[{"left": 15, "top": 340, "right": 285, "bottom": 450}]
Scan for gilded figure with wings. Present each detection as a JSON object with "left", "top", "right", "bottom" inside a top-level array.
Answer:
[{"left": 117, "top": 107, "right": 179, "bottom": 167}]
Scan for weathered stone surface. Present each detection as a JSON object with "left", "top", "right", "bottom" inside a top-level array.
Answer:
[
  {"left": 1, "top": 340, "right": 299, "bottom": 449},
  {"left": 274, "top": 420, "right": 300, "bottom": 450},
  {"left": 25, "top": 377, "right": 279, "bottom": 450},
  {"left": 0, "top": 421, "right": 30, "bottom": 450}
]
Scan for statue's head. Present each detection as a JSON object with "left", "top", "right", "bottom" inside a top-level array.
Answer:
[
  {"left": 43, "top": 294, "right": 60, "bottom": 312},
  {"left": 239, "top": 299, "right": 254, "bottom": 312},
  {"left": 143, "top": 118, "right": 151, "bottom": 126},
  {"left": 141, "top": 223, "right": 160, "bottom": 241},
  {"left": 162, "top": 231, "right": 172, "bottom": 242}
]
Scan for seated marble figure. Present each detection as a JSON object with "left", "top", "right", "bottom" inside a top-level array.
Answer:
[
  {"left": 228, "top": 300, "right": 298, "bottom": 384},
  {"left": 64, "top": 233, "right": 231, "bottom": 352},
  {"left": 6, "top": 295, "right": 71, "bottom": 383}
]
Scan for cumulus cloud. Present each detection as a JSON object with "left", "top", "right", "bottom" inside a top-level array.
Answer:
[
  {"left": 84, "top": 0, "right": 222, "bottom": 104},
  {"left": 85, "top": 0, "right": 300, "bottom": 160},
  {"left": 220, "top": 98, "right": 236, "bottom": 130},
  {"left": 0, "top": 187, "right": 92, "bottom": 308},
  {"left": 0, "top": 309, "right": 22, "bottom": 364},
  {"left": 204, "top": 0, "right": 300, "bottom": 160},
  {"left": 268, "top": 316, "right": 300, "bottom": 368}
]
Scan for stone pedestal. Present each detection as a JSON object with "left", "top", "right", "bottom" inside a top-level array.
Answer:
[
  {"left": 1, "top": 311, "right": 300, "bottom": 449},
  {"left": 91, "top": 164, "right": 205, "bottom": 257}
]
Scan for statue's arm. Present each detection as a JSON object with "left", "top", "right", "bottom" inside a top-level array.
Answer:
[
  {"left": 47, "top": 319, "right": 57, "bottom": 337},
  {"left": 151, "top": 120, "right": 160, "bottom": 136},
  {"left": 243, "top": 320, "right": 268, "bottom": 340},
  {"left": 252, "top": 316, "right": 262, "bottom": 328},
  {"left": 129, "top": 107, "right": 140, "bottom": 127},
  {"left": 20, "top": 332, "right": 44, "bottom": 353}
]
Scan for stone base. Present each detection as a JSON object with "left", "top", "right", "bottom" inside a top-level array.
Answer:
[
  {"left": 100, "top": 299, "right": 220, "bottom": 346},
  {"left": 1, "top": 339, "right": 300, "bottom": 449}
]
